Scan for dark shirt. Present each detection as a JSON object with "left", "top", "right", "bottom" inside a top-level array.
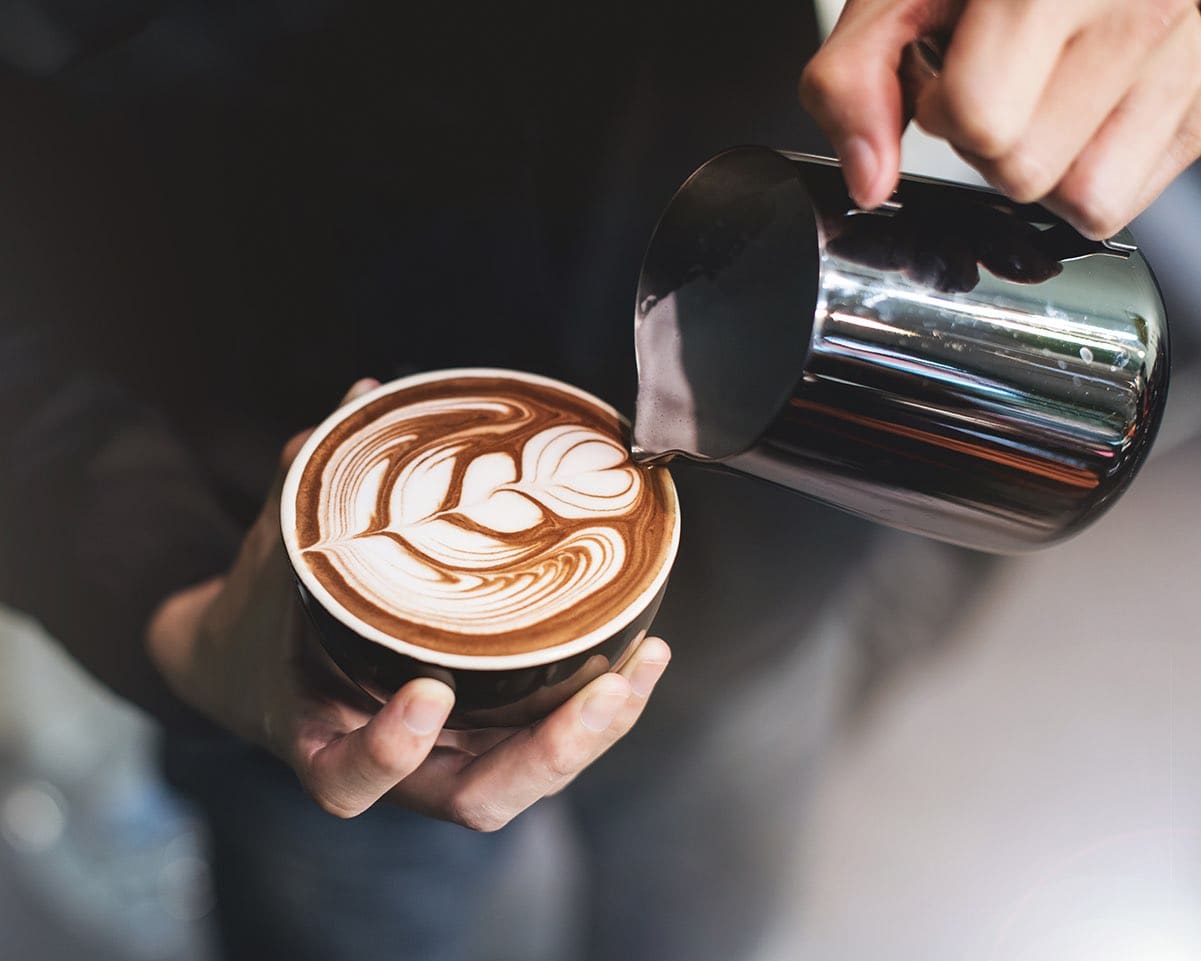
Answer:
[{"left": 0, "top": 1, "right": 825, "bottom": 725}]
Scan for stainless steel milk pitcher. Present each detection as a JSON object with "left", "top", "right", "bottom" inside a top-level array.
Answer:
[{"left": 631, "top": 148, "right": 1170, "bottom": 553}]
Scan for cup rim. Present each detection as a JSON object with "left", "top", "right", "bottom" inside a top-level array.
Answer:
[{"left": 280, "top": 367, "right": 681, "bottom": 671}]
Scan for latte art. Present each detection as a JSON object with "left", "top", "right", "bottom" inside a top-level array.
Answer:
[{"left": 292, "top": 374, "right": 677, "bottom": 656}]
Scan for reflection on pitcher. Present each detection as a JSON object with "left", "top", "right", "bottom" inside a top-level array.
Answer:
[
  {"left": 824, "top": 198, "right": 1127, "bottom": 294},
  {"left": 632, "top": 147, "right": 1169, "bottom": 553}
]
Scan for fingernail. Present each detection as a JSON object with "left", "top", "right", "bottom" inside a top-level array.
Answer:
[
  {"left": 404, "top": 692, "right": 451, "bottom": 735},
  {"left": 630, "top": 658, "right": 668, "bottom": 698},
  {"left": 580, "top": 689, "right": 629, "bottom": 732},
  {"left": 842, "top": 136, "right": 879, "bottom": 208}
]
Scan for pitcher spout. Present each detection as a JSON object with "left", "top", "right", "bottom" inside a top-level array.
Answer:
[
  {"left": 628, "top": 446, "right": 680, "bottom": 468},
  {"left": 631, "top": 147, "right": 819, "bottom": 466}
]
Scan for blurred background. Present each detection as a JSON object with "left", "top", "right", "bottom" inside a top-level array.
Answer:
[
  {"left": 2, "top": 1, "right": 1200, "bottom": 959},
  {"left": 0, "top": 608, "right": 216, "bottom": 961}
]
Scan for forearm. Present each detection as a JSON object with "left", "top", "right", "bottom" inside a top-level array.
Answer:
[{"left": 146, "top": 576, "right": 231, "bottom": 726}]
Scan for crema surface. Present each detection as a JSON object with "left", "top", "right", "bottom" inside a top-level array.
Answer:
[{"left": 294, "top": 375, "right": 676, "bottom": 656}]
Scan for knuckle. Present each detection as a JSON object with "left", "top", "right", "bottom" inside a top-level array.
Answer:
[
  {"left": 938, "top": 81, "right": 1016, "bottom": 158},
  {"left": 1082, "top": 215, "right": 1124, "bottom": 242},
  {"left": 798, "top": 53, "right": 846, "bottom": 113},
  {"left": 992, "top": 151, "right": 1055, "bottom": 203},
  {"left": 362, "top": 725, "right": 412, "bottom": 776},
  {"left": 446, "top": 790, "right": 508, "bottom": 833},
  {"left": 540, "top": 736, "right": 586, "bottom": 781},
  {"left": 1056, "top": 174, "right": 1123, "bottom": 240}
]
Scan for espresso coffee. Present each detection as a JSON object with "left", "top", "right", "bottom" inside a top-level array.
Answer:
[{"left": 287, "top": 371, "right": 678, "bottom": 659}]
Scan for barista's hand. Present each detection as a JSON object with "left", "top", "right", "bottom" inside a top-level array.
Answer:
[
  {"left": 146, "top": 379, "right": 671, "bottom": 828},
  {"left": 801, "top": 0, "right": 1201, "bottom": 238}
]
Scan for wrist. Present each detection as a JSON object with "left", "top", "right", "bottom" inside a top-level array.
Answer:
[{"left": 146, "top": 576, "right": 226, "bottom": 710}]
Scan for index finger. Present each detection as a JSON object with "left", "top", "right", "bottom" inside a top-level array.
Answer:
[{"left": 800, "top": 1, "right": 920, "bottom": 207}]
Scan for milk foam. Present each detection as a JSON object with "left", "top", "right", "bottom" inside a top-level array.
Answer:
[{"left": 292, "top": 377, "right": 674, "bottom": 656}]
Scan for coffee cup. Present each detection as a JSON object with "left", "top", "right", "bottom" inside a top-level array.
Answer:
[{"left": 280, "top": 368, "right": 680, "bottom": 729}]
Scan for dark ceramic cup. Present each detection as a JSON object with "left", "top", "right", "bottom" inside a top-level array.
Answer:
[{"left": 280, "top": 369, "right": 680, "bottom": 730}]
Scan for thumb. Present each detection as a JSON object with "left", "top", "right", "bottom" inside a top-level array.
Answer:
[
  {"left": 800, "top": 0, "right": 955, "bottom": 208},
  {"left": 300, "top": 677, "right": 456, "bottom": 818}
]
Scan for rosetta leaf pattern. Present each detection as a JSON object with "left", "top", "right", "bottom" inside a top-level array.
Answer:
[
  {"left": 304, "top": 397, "right": 655, "bottom": 643},
  {"left": 378, "top": 424, "right": 639, "bottom": 543}
]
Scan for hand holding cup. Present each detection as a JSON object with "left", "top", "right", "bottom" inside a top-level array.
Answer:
[{"left": 147, "top": 377, "right": 673, "bottom": 827}]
